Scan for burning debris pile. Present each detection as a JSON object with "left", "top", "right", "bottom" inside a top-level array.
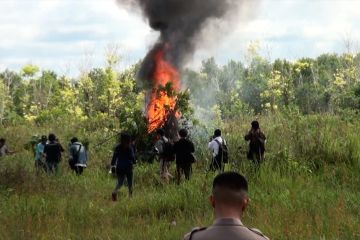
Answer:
[
  {"left": 147, "top": 45, "right": 181, "bottom": 134},
  {"left": 117, "top": 0, "right": 244, "bottom": 138}
]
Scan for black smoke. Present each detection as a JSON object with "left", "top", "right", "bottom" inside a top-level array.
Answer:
[{"left": 117, "top": 0, "right": 244, "bottom": 85}]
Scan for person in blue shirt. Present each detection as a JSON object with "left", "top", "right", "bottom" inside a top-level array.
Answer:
[
  {"left": 111, "top": 133, "right": 136, "bottom": 201},
  {"left": 35, "top": 135, "right": 47, "bottom": 172}
]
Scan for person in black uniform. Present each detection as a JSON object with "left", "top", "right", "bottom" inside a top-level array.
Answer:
[{"left": 173, "top": 129, "right": 195, "bottom": 184}]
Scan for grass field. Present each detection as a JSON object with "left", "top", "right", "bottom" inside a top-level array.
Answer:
[{"left": 1, "top": 114, "right": 360, "bottom": 239}]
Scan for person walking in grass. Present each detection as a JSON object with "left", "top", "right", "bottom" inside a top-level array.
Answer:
[
  {"left": 183, "top": 172, "right": 269, "bottom": 240},
  {"left": 35, "top": 135, "right": 47, "bottom": 172},
  {"left": 69, "top": 137, "right": 88, "bottom": 175},
  {"left": 43, "top": 133, "right": 64, "bottom": 174},
  {"left": 173, "top": 129, "right": 195, "bottom": 184},
  {"left": 154, "top": 129, "right": 174, "bottom": 182},
  {"left": 0, "top": 138, "right": 15, "bottom": 157},
  {"left": 208, "top": 129, "right": 227, "bottom": 172},
  {"left": 111, "top": 133, "right": 136, "bottom": 201},
  {"left": 245, "top": 121, "right": 266, "bottom": 167}
]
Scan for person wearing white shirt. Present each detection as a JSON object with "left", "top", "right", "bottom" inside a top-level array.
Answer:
[{"left": 208, "top": 129, "right": 226, "bottom": 171}]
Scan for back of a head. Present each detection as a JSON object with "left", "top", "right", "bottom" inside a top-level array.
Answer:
[
  {"left": 71, "top": 137, "right": 78, "bottom": 144},
  {"left": 179, "top": 128, "right": 188, "bottom": 138},
  {"left": 48, "top": 133, "right": 56, "bottom": 142},
  {"left": 120, "top": 132, "right": 131, "bottom": 148},
  {"left": 251, "top": 121, "right": 260, "bottom": 130},
  {"left": 213, "top": 172, "right": 248, "bottom": 205},
  {"left": 0, "top": 138, "right": 5, "bottom": 144},
  {"left": 214, "top": 129, "right": 221, "bottom": 137}
]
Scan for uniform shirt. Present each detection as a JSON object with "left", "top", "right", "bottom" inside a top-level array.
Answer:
[
  {"left": 208, "top": 137, "right": 226, "bottom": 157},
  {"left": 35, "top": 143, "right": 46, "bottom": 161},
  {"left": 173, "top": 138, "right": 195, "bottom": 165},
  {"left": 43, "top": 142, "right": 63, "bottom": 163},
  {"left": 184, "top": 218, "right": 269, "bottom": 240},
  {"left": 0, "top": 144, "right": 9, "bottom": 157},
  {"left": 69, "top": 142, "right": 88, "bottom": 167}
]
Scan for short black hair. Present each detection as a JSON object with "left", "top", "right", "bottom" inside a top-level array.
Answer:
[
  {"left": 41, "top": 135, "right": 47, "bottom": 141},
  {"left": 214, "top": 129, "right": 221, "bottom": 137},
  {"left": 213, "top": 172, "right": 248, "bottom": 193},
  {"left": 251, "top": 121, "right": 260, "bottom": 130},
  {"left": 120, "top": 132, "right": 131, "bottom": 145},
  {"left": 156, "top": 129, "right": 165, "bottom": 136},
  {"left": 0, "top": 138, "right": 5, "bottom": 143},
  {"left": 48, "top": 133, "right": 56, "bottom": 142},
  {"left": 71, "top": 137, "right": 78, "bottom": 143},
  {"left": 179, "top": 129, "right": 188, "bottom": 138}
]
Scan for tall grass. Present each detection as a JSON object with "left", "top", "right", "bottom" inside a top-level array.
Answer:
[{"left": 0, "top": 113, "right": 359, "bottom": 239}]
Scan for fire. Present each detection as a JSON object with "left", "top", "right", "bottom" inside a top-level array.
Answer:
[{"left": 147, "top": 47, "right": 181, "bottom": 133}]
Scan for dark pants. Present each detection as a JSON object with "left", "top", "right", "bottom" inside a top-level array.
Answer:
[
  {"left": 210, "top": 156, "right": 222, "bottom": 172},
  {"left": 35, "top": 160, "right": 46, "bottom": 173},
  {"left": 248, "top": 150, "right": 265, "bottom": 167},
  {"left": 75, "top": 166, "right": 84, "bottom": 175},
  {"left": 176, "top": 163, "right": 192, "bottom": 183},
  {"left": 46, "top": 161, "right": 59, "bottom": 174},
  {"left": 114, "top": 168, "right": 133, "bottom": 194}
]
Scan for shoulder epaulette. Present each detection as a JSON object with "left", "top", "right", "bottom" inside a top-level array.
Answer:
[
  {"left": 247, "top": 227, "right": 269, "bottom": 240},
  {"left": 189, "top": 227, "right": 207, "bottom": 240}
]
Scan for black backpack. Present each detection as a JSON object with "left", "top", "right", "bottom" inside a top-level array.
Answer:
[
  {"left": 215, "top": 139, "right": 229, "bottom": 163},
  {"left": 161, "top": 139, "right": 175, "bottom": 162}
]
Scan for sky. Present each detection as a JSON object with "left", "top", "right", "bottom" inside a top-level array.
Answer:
[{"left": 0, "top": 0, "right": 359, "bottom": 76}]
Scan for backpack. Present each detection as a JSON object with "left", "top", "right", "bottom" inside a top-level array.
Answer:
[
  {"left": 69, "top": 144, "right": 82, "bottom": 170},
  {"left": 215, "top": 139, "right": 229, "bottom": 163},
  {"left": 161, "top": 139, "right": 175, "bottom": 162}
]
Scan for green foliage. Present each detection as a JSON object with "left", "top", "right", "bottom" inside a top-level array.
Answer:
[
  {"left": 2, "top": 49, "right": 360, "bottom": 124},
  {"left": 2, "top": 43, "right": 360, "bottom": 239},
  {"left": 0, "top": 114, "right": 360, "bottom": 239},
  {"left": 21, "top": 64, "right": 39, "bottom": 78}
]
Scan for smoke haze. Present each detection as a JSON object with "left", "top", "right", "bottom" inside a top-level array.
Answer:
[{"left": 116, "top": 0, "right": 255, "bottom": 86}]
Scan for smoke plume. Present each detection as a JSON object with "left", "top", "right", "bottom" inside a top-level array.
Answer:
[{"left": 117, "top": 0, "right": 248, "bottom": 85}]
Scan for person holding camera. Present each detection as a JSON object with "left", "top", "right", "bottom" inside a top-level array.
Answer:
[{"left": 244, "top": 121, "right": 266, "bottom": 167}]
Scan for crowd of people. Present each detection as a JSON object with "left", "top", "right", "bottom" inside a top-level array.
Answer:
[
  {"left": 0, "top": 121, "right": 268, "bottom": 239},
  {"left": 1, "top": 133, "right": 89, "bottom": 175},
  {"left": 108, "top": 121, "right": 266, "bottom": 199},
  {"left": 0, "top": 120, "right": 266, "bottom": 182}
]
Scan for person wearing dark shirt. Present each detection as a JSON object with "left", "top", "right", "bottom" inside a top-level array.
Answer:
[
  {"left": 244, "top": 121, "right": 266, "bottom": 166},
  {"left": 43, "top": 133, "right": 64, "bottom": 174},
  {"left": 111, "top": 133, "right": 136, "bottom": 201},
  {"left": 173, "top": 129, "right": 195, "bottom": 184}
]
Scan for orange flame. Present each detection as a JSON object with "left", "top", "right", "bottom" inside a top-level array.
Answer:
[{"left": 147, "top": 48, "right": 181, "bottom": 133}]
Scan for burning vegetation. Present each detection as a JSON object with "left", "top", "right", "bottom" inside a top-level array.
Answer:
[
  {"left": 147, "top": 46, "right": 181, "bottom": 133},
  {"left": 116, "top": 0, "right": 244, "bottom": 137}
]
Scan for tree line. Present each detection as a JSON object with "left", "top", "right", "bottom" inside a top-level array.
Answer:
[{"left": 1, "top": 47, "right": 360, "bottom": 128}]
